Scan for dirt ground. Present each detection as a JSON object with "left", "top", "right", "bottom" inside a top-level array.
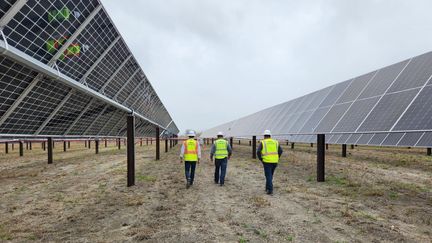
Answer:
[{"left": 0, "top": 140, "right": 431, "bottom": 242}]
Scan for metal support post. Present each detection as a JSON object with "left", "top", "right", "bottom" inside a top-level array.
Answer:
[
  {"left": 95, "top": 139, "right": 99, "bottom": 154},
  {"left": 252, "top": 136, "right": 257, "bottom": 159},
  {"left": 118, "top": 138, "right": 121, "bottom": 150},
  {"left": 317, "top": 134, "right": 325, "bottom": 182},
  {"left": 47, "top": 137, "right": 53, "bottom": 164},
  {"left": 342, "top": 144, "right": 347, "bottom": 157},
  {"left": 127, "top": 114, "right": 135, "bottom": 187},
  {"left": 63, "top": 141, "right": 67, "bottom": 152},
  {"left": 19, "top": 141, "right": 23, "bottom": 156},
  {"left": 427, "top": 148, "right": 431, "bottom": 156},
  {"left": 156, "top": 126, "right": 160, "bottom": 160},
  {"left": 291, "top": 143, "right": 295, "bottom": 149},
  {"left": 165, "top": 138, "right": 168, "bottom": 153}
]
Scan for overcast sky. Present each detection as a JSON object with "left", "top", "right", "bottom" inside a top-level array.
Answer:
[{"left": 101, "top": 0, "right": 432, "bottom": 134}]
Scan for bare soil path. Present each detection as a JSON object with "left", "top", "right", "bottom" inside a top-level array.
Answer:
[{"left": 0, "top": 141, "right": 431, "bottom": 242}]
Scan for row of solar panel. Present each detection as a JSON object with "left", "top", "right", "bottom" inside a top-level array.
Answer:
[
  {"left": 202, "top": 51, "right": 432, "bottom": 141},
  {"left": 0, "top": 56, "right": 163, "bottom": 137},
  {"left": 0, "top": 0, "right": 179, "bottom": 135},
  {"left": 270, "top": 132, "right": 432, "bottom": 147}
]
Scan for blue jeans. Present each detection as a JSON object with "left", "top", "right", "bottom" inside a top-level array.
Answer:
[
  {"left": 214, "top": 158, "right": 228, "bottom": 184},
  {"left": 185, "top": 161, "right": 197, "bottom": 184},
  {"left": 262, "top": 162, "right": 277, "bottom": 192}
]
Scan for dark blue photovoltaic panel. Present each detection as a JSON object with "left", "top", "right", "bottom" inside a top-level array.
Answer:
[
  {"left": 314, "top": 103, "right": 351, "bottom": 133},
  {"left": 381, "top": 133, "right": 404, "bottom": 146},
  {"left": 332, "top": 97, "right": 379, "bottom": 132},
  {"left": 346, "top": 133, "right": 362, "bottom": 144},
  {"left": 393, "top": 85, "right": 432, "bottom": 131},
  {"left": 388, "top": 52, "right": 432, "bottom": 93},
  {"left": 416, "top": 132, "right": 432, "bottom": 147},
  {"left": 358, "top": 59, "right": 409, "bottom": 99},
  {"left": 336, "top": 71, "right": 376, "bottom": 104},
  {"left": 358, "top": 89, "right": 419, "bottom": 132},
  {"left": 357, "top": 134, "right": 374, "bottom": 145},
  {"left": 299, "top": 107, "right": 330, "bottom": 133},
  {"left": 368, "top": 133, "right": 388, "bottom": 145},
  {"left": 336, "top": 134, "right": 351, "bottom": 144},
  {"left": 397, "top": 132, "right": 423, "bottom": 146},
  {"left": 318, "top": 80, "right": 352, "bottom": 108}
]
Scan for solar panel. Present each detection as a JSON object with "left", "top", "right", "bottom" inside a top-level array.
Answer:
[
  {"left": 397, "top": 132, "right": 424, "bottom": 146},
  {"left": 415, "top": 132, "right": 432, "bottom": 147},
  {"left": 199, "top": 47, "right": 432, "bottom": 147},
  {"left": 368, "top": 133, "right": 388, "bottom": 146},
  {"left": 381, "top": 133, "right": 404, "bottom": 146},
  {"left": 314, "top": 102, "right": 351, "bottom": 132},
  {"left": 393, "top": 85, "right": 432, "bottom": 131},
  {"left": 0, "top": 0, "right": 178, "bottom": 137},
  {"left": 387, "top": 52, "right": 432, "bottom": 93},
  {"left": 357, "top": 89, "right": 419, "bottom": 132}
]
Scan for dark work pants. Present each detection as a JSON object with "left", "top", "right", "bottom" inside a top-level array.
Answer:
[
  {"left": 262, "top": 162, "right": 278, "bottom": 192},
  {"left": 185, "top": 161, "right": 197, "bottom": 184},
  {"left": 214, "top": 158, "right": 228, "bottom": 184}
]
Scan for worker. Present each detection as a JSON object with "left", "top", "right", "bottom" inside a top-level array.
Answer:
[
  {"left": 210, "top": 132, "right": 232, "bottom": 186},
  {"left": 179, "top": 130, "right": 201, "bottom": 188},
  {"left": 256, "top": 130, "right": 283, "bottom": 195}
]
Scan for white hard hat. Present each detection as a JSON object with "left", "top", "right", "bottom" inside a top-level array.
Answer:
[
  {"left": 217, "top": 131, "right": 224, "bottom": 136},
  {"left": 187, "top": 130, "right": 196, "bottom": 137},
  {"left": 263, "top": 130, "right": 272, "bottom": 136}
]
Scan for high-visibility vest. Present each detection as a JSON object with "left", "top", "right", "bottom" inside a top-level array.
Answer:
[
  {"left": 261, "top": 139, "right": 279, "bottom": 163},
  {"left": 214, "top": 139, "right": 228, "bottom": 159},
  {"left": 184, "top": 139, "right": 198, "bottom": 161},
  {"left": 48, "top": 7, "right": 71, "bottom": 23}
]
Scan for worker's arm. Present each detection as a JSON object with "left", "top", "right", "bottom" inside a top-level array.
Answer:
[
  {"left": 256, "top": 142, "right": 263, "bottom": 161},
  {"left": 197, "top": 142, "right": 201, "bottom": 163},
  {"left": 210, "top": 144, "right": 215, "bottom": 160},
  {"left": 179, "top": 142, "right": 184, "bottom": 163},
  {"left": 227, "top": 143, "right": 232, "bottom": 159}
]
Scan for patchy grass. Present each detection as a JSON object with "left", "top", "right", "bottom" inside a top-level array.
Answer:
[{"left": 137, "top": 174, "right": 157, "bottom": 182}]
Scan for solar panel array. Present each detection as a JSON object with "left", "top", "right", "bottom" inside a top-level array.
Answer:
[
  {"left": 0, "top": 0, "right": 178, "bottom": 138},
  {"left": 202, "top": 51, "right": 432, "bottom": 147}
]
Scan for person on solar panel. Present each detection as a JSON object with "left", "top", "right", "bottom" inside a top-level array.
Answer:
[
  {"left": 179, "top": 130, "right": 201, "bottom": 189},
  {"left": 210, "top": 132, "right": 232, "bottom": 186},
  {"left": 256, "top": 130, "right": 283, "bottom": 195}
]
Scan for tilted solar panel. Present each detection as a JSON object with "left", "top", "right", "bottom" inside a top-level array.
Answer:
[
  {"left": 202, "top": 51, "right": 432, "bottom": 147},
  {"left": 0, "top": 0, "right": 178, "bottom": 137}
]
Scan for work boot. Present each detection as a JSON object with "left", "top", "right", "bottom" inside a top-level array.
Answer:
[
  {"left": 186, "top": 179, "right": 191, "bottom": 189},
  {"left": 266, "top": 190, "right": 273, "bottom": 195}
]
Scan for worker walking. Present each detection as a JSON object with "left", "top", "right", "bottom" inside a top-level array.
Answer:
[
  {"left": 210, "top": 132, "right": 232, "bottom": 186},
  {"left": 180, "top": 131, "right": 201, "bottom": 189},
  {"left": 257, "top": 130, "right": 283, "bottom": 195}
]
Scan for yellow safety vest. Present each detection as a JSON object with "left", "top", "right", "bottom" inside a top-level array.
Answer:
[
  {"left": 183, "top": 139, "right": 198, "bottom": 161},
  {"left": 261, "top": 139, "right": 279, "bottom": 163},
  {"left": 214, "top": 139, "right": 228, "bottom": 159}
]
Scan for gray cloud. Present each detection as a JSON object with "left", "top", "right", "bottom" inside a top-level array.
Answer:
[{"left": 101, "top": 0, "right": 432, "bottom": 133}]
